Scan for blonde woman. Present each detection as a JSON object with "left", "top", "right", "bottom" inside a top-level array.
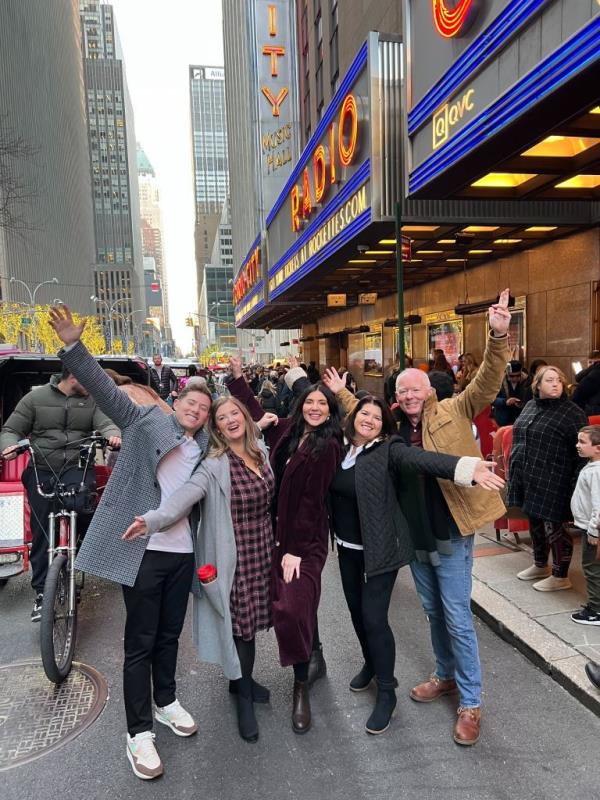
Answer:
[
  {"left": 123, "top": 397, "right": 276, "bottom": 744},
  {"left": 508, "top": 366, "right": 587, "bottom": 590}
]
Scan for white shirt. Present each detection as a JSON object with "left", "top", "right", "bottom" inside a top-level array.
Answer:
[{"left": 147, "top": 436, "right": 201, "bottom": 553}]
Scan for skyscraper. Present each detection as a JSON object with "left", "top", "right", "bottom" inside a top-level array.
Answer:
[
  {"left": 189, "top": 65, "right": 232, "bottom": 347},
  {"left": 80, "top": 0, "right": 144, "bottom": 345},
  {"left": 222, "top": 0, "right": 301, "bottom": 362},
  {"left": 0, "top": 0, "right": 95, "bottom": 315},
  {"left": 137, "top": 142, "right": 173, "bottom": 354}
]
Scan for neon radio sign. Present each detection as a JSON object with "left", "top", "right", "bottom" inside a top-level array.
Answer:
[{"left": 432, "top": 0, "right": 481, "bottom": 39}]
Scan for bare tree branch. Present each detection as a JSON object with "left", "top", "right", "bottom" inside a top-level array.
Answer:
[{"left": 0, "top": 115, "right": 39, "bottom": 238}]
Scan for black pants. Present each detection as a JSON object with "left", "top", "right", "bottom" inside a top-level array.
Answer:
[
  {"left": 122, "top": 550, "right": 195, "bottom": 736},
  {"left": 337, "top": 545, "right": 398, "bottom": 683},
  {"left": 529, "top": 516, "right": 574, "bottom": 578},
  {"left": 21, "top": 465, "right": 95, "bottom": 593}
]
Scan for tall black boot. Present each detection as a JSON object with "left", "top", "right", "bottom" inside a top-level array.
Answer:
[
  {"left": 291, "top": 680, "right": 311, "bottom": 734},
  {"left": 307, "top": 644, "right": 326, "bottom": 686},
  {"left": 228, "top": 678, "right": 270, "bottom": 703},
  {"left": 235, "top": 677, "right": 259, "bottom": 743},
  {"left": 365, "top": 679, "right": 397, "bottom": 735}
]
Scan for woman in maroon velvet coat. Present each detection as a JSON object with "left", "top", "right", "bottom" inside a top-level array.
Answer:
[{"left": 228, "top": 357, "right": 342, "bottom": 735}]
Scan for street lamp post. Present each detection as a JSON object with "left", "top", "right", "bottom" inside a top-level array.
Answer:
[
  {"left": 113, "top": 309, "right": 144, "bottom": 354},
  {"left": 90, "top": 295, "right": 132, "bottom": 354},
  {"left": 9, "top": 276, "right": 59, "bottom": 352}
]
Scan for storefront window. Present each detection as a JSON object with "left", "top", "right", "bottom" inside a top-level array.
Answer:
[{"left": 426, "top": 314, "right": 463, "bottom": 367}]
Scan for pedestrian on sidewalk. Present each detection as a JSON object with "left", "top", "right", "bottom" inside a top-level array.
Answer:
[
  {"left": 227, "top": 355, "right": 342, "bottom": 735},
  {"left": 49, "top": 306, "right": 212, "bottom": 781},
  {"left": 325, "top": 289, "right": 513, "bottom": 746},
  {"left": 570, "top": 425, "right": 600, "bottom": 625},
  {"left": 319, "top": 382, "right": 504, "bottom": 735},
  {"left": 508, "top": 366, "right": 587, "bottom": 592},
  {"left": 123, "top": 397, "right": 278, "bottom": 744}
]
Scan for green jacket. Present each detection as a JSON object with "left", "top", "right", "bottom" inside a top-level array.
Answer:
[{"left": 0, "top": 376, "right": 120, "bottom": 472}]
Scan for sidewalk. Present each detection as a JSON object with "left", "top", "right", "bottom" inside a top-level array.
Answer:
[{"left": 471, "top": 524, "right": 600, "bottom": 715}]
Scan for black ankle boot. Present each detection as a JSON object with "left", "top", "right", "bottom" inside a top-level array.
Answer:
[
  {"left": 307, "top": 644, "right": 326, "bottom": 686},
  {"left": 365, "top": 680, "right": 397, "bottom": 735},
  {"left": 229, "top": 677, "right": 270, "bottom": 704},
  {"left": 349, "top": 662, "right": 374, "bottom": 692},
  {"left": 235, "top": 678, "right": 259, "bottom": 742},
  {"left": 291, "top": 680, "right": 311, "bottom": 734}
]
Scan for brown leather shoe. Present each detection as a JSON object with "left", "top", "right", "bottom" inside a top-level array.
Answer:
[
  {"left": 410, "top": 675, "right": 458, "bottom": 703},
  {"left": 291, "top": 680, "right": 311, "bottom": 734},
  {"left": 453, "top": 706, "right": 481, "bottom": 746}
]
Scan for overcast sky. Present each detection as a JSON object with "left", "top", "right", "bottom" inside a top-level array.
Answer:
[{"left": 109, "top": 0, "right": 224, "bottom": 352}]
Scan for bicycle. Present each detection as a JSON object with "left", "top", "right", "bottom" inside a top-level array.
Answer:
[{"left": 13, "top": 433, "right": 112, "bottom": 683}]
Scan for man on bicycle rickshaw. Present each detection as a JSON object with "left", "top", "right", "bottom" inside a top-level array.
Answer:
[{"left": 0, "top": 365, "right": 121, "bottom": 620}]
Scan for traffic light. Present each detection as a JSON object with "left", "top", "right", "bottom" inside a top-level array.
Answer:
[{"left": 185, "top": 316, "right": 194, "bottom": 327}]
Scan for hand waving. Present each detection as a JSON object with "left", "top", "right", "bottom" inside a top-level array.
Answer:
[
  {"left": 322, "top": 367, "right": 346, "bottom": 394},
  {"left": 229, "top": 355, "right": 243, "bottom": 380},
  {"left": 49, "top": 305, "right": 86, "bottom": 346},
  {"left": 488, "top": 288, "right": 511, "bottom": 337}
]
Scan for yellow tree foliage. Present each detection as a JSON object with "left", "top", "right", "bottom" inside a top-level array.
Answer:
[{"left": 0, "top": 304, "right": 107, "bottom": 354}]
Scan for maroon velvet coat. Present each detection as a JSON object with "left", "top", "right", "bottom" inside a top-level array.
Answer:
[{"left": 228, "top": 377, "right": 341, "bottom": 665}]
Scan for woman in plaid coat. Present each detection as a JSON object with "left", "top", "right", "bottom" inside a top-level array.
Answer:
[
  {"left": 124, "top": 396, "right": 275, "bottom": 745},
  {"left": 508, "top": 366, "right": 587, "bottom": 591}
]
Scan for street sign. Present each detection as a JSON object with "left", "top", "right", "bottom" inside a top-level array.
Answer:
[
  {"left": 327, "top": 293, "right": 347, "bottom": 307},
  {"left": 401, "top": 235, "right": 412, "bottom": 261},
  {"left": 20, "top": 317, "right": 31, "bottom": 326},
  {"left": 358, "top": 292, "right": 377, "bottom": 305}
]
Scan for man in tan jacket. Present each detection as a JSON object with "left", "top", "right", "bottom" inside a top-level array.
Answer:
[{"left": 324, "top": 289, "right": 511, "bottom": 747}]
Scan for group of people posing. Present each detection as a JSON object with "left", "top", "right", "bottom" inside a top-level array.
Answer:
[
  {"left": 36, "top": 295, "right": 512, "bottom": 780},
  {"left": 4, "top": 289, "right": 596, "bottom": 784}
]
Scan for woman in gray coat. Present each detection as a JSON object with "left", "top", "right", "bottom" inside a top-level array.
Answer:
[{"left": 124, "top": 397, "right": 276, "bottom": 745}]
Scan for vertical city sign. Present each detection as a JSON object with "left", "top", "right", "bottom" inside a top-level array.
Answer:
[{"left": 254, "top": 1, "right": 299, "bottom": 216}]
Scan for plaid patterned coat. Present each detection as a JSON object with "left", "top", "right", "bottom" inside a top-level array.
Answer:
[
  {"left": 507, "top": 396, "right": 587, "bottom": 522},
  {"left": 60, "top": 341, "right": 209, "bottom": 587}
]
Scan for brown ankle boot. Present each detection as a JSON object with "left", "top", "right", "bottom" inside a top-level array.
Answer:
[
  {"left": 453, "top": 706, "right": 481, "bottom": 746},
  {"left": 291, "top": 680, "right": 311, "bottom": 734},
  {"left": 410, "top": 675, "right": 458, "bottom": 703}
]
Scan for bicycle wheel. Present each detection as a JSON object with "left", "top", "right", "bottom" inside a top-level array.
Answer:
[{"left": 40, "top": 553, "right": 78, "bottom": 683}]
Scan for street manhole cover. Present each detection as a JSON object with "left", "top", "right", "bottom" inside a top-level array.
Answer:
[{"left": 0, "top": 661, "right": 108, "bottom": 770}]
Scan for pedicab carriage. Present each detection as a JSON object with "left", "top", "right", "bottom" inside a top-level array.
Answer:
[{"left": 0, "top": 349, "right": 153, "bottom": 586}]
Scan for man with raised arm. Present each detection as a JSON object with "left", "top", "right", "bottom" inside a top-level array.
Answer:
[
  {"left": 49, "top": 305, "right": 212, "bottom": 780},
  {"left": 323, "top": 288, "right": 512, "bottom": 747}
]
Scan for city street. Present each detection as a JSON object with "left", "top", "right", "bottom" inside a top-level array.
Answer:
[{"left": 1, "top": 554, "right": 599, "bottom": 800}]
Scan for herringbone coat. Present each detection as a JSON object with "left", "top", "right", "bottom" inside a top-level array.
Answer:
[{"left": 60, "top": 341, "right": 209, "bottom": 587}]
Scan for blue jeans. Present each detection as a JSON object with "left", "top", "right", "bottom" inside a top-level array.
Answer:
[{"left": 410, "top": 531, "right": 481, "bottom": 708}]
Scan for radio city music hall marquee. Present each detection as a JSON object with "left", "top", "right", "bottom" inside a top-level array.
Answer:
[{"left": 290, "top": 93, "right": 359, "bottom": 232}]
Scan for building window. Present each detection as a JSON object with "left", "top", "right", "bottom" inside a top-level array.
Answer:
[
  {"left": 315, "top": 4, "right": 324, "bottom": 115},
  {"left": 330, "top": 0, "right": 339, "bottom": 91}
]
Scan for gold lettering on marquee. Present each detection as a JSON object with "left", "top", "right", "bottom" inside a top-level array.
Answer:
[
  {"left": 432, "top": 88, "right": 475, "bottom": 149},
  {"left": 269, "top": 184, "right": 368, "bottom": 293}
]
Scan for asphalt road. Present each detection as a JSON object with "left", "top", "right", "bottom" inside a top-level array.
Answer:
[{"left": 1, "top": 553, "right": 599, "bottom": 800}]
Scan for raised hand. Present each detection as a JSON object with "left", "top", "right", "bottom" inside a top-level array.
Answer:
[
  {"left": 288, "top": 354, "right": 300, "bottom": 370},
  {"left": 488, "top": 288, "right": 511, "bottom": 336},
  {"left": 472, "top": 460, "right": 505, "bottom": 491},
  {"left": 257, "top": 412, "right": 279, "bottom": 430},
  {"left": 49, "top": 305, "right": 86, "bottom": 346},
  {"left": 322, "top": 366, "right": 346, "bottom": 394},
  {"left": 229, "top": 355, "right": 243, "bottom": 380},
  {"left": 122, "top": 516, "right": 149, "bottom": 541}
]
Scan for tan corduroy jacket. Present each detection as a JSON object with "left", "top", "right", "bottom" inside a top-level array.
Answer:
[{"left": 337, "top": 333, "right": 509, "bottom": 535}]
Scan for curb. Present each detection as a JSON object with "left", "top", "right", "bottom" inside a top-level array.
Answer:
[{"left": 471, "top": 578, "right": 600, "bottom": 717}]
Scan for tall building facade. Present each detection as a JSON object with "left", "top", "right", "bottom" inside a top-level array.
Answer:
[
  {"left": 222, "top": 0, "right": 301, "bottom": 363},
  {"left": 0, "top": 0, "right": 95, "bottom": 315},
  {"left": 297, "top": 0, "right": 400, "bottom": 149},
  {"left": 80, "top": 0, "right": 145, "bottom": 343},
  {"left": 189, "top": 65, "right": 232, "bottom": 346},
  {"left": 137, "top": 142, "right": 174, "bottom": 354},
  {"left": 198, "top": 203, "right": 235, "bottom": 352}
]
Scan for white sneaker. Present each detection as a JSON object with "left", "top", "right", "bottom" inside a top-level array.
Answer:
[
  {"left": 155, "top": 699, "right": 198, "bottom": 737},
  {"left": 517, "top": 564, "right": 551, "bottom": 581},
  {"left": 126, "top": 731, "right": 164, "bottom": 780}
]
